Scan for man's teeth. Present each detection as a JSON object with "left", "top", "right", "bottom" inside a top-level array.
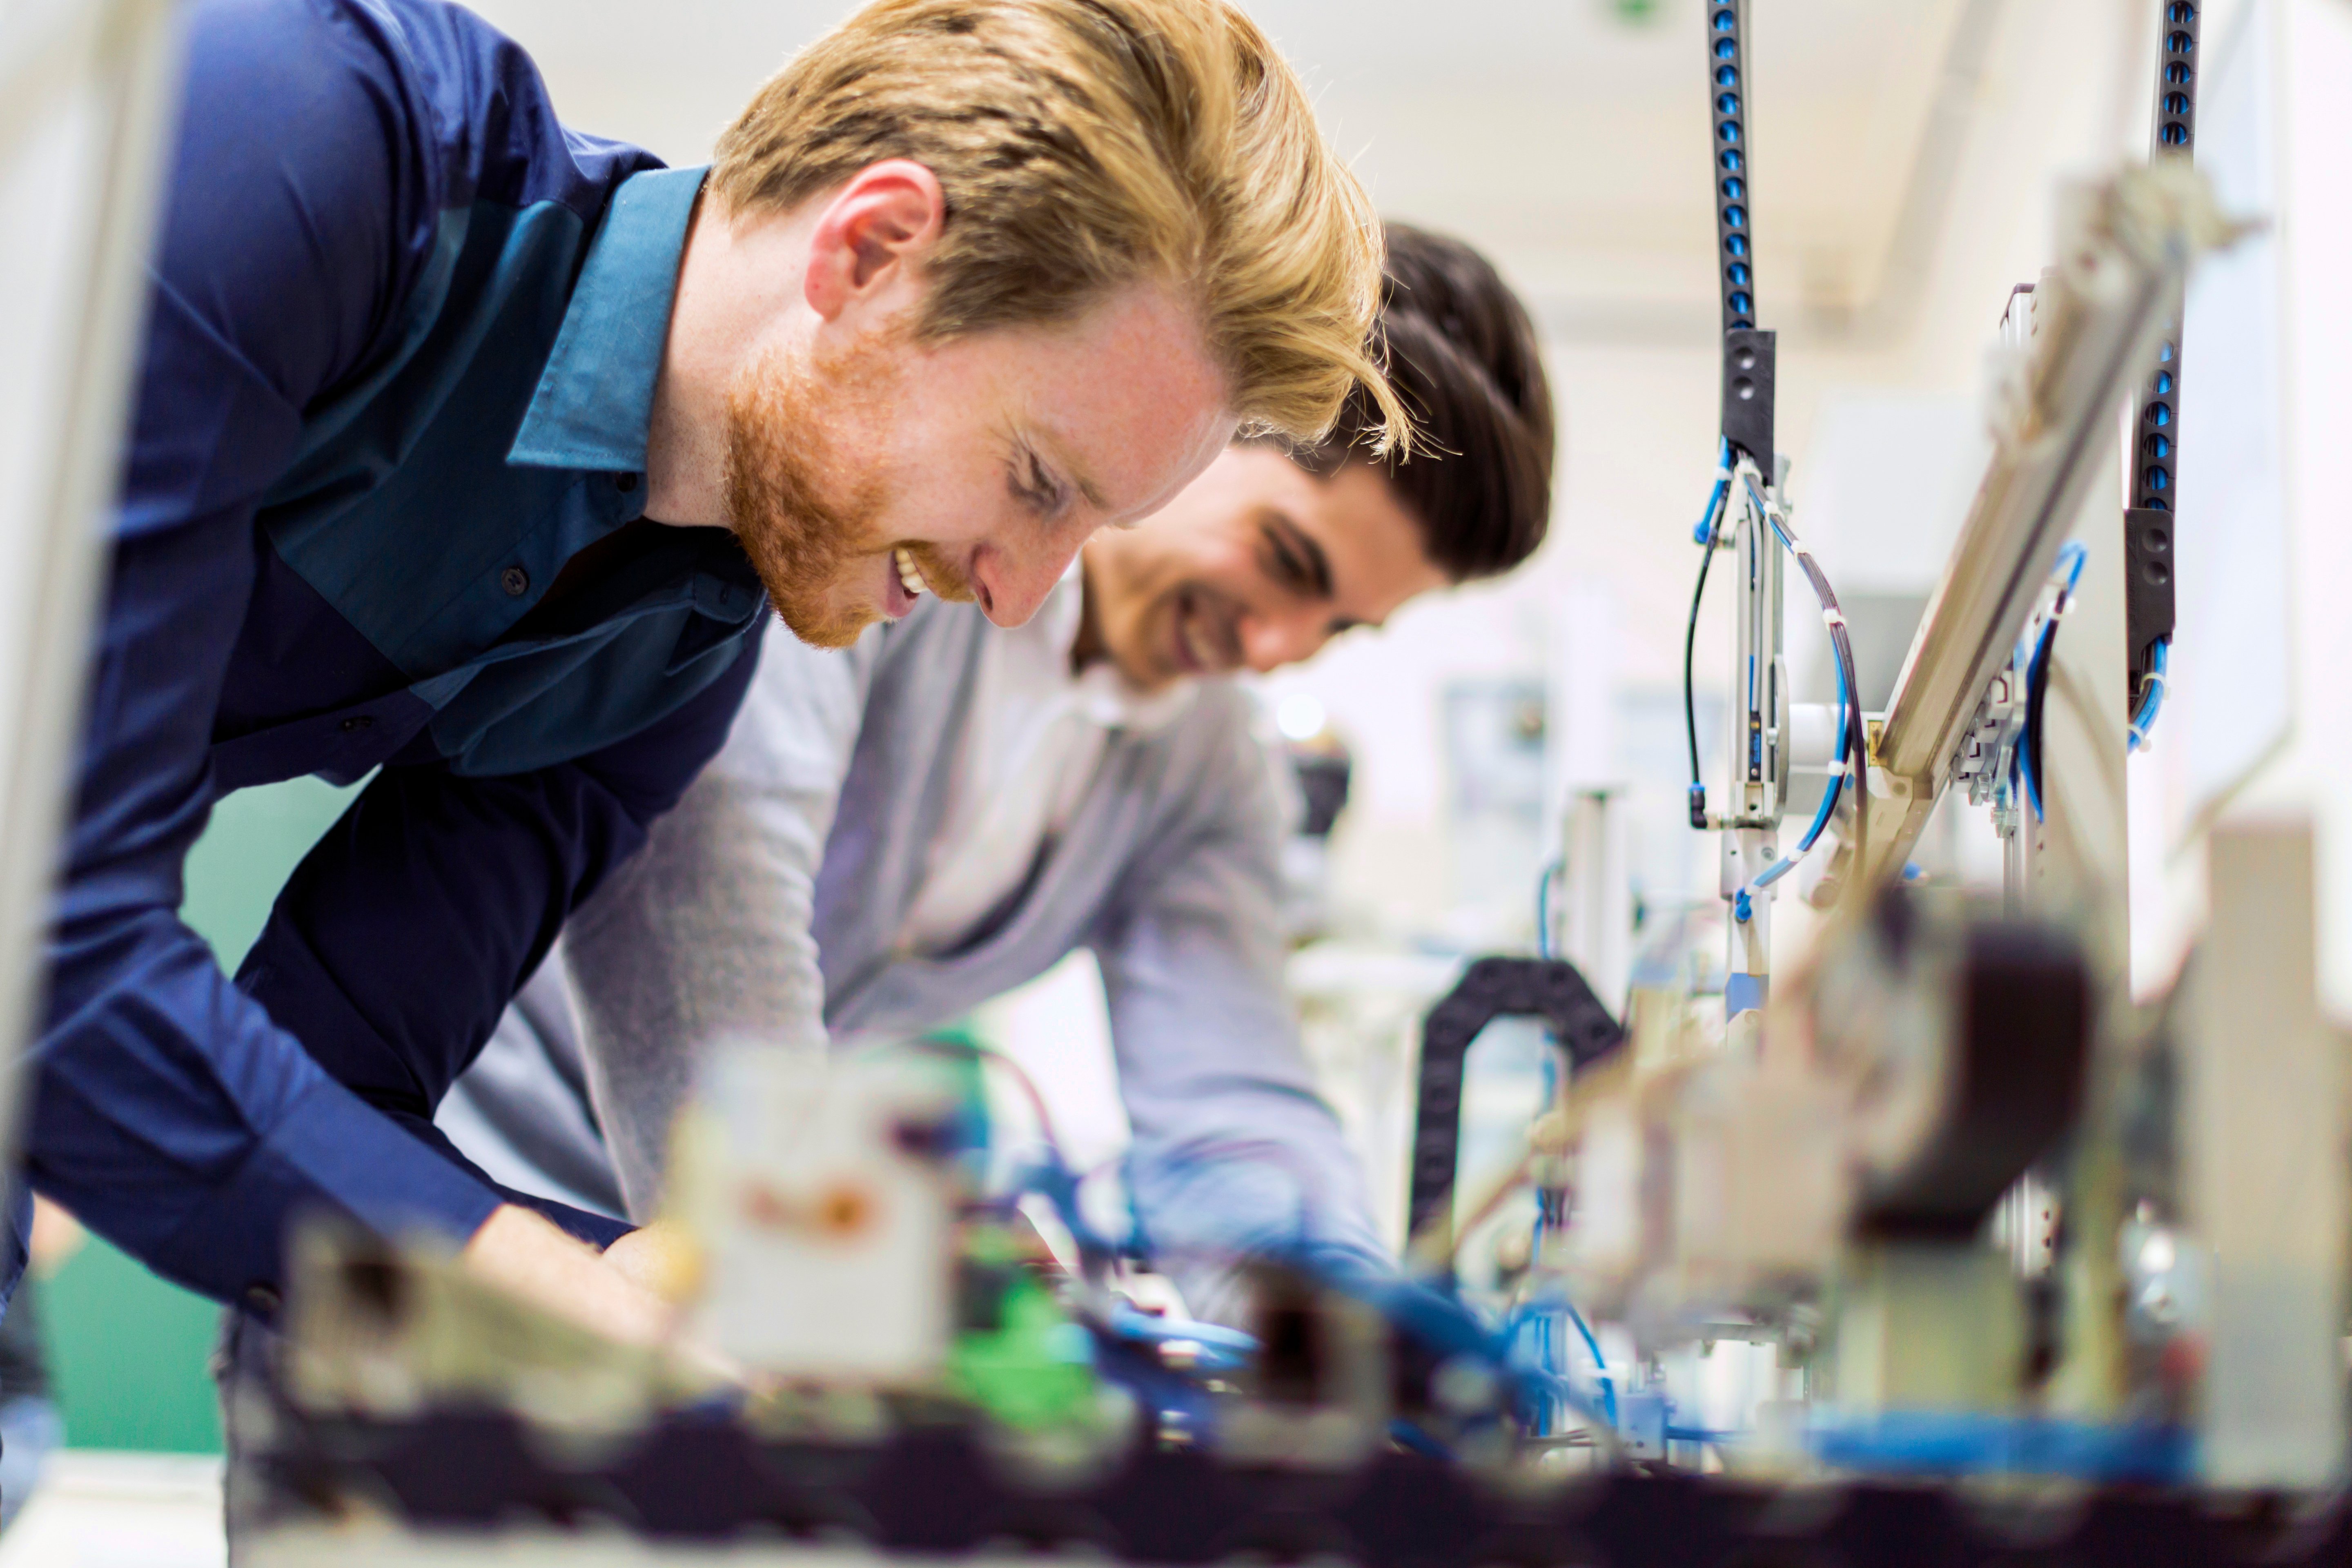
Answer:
[
  {"left": 1180, "top": 610, "right": 1217, "bottom": 670},
  {"left": 893, "top": 546, "right": 930, "bottom": 598}
]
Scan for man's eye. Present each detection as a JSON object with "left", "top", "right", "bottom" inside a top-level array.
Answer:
[
  {"left": 1261, "top": 529, "right": 1308, "bottom": 587},
  {"left": 1011, "top": 455, "right": 1061, "bottom": 514}
]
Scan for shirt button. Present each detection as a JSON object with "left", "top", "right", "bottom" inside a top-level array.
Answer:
[
  {"left": 501, "top": 565, "right": 530, "bottom": 597},
  {"left": 615, "top": 472, "right": 639, "bottom": 493},
  {"left": 338, "top": 715, "right": 374, "bottom": 733}
]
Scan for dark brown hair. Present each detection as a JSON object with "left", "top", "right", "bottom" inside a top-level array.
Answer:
[{"left": 1294, "top": 223, "right": 1555, "bottom": 581}]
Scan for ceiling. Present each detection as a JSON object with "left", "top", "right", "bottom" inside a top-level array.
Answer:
[{"left": 470, "top": 0, "right": 1989, "bottom": 342}]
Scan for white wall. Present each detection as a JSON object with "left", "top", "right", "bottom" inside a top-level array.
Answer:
[{"left": 2128, "top": 0, "right": 2352, "bottom": 1016}]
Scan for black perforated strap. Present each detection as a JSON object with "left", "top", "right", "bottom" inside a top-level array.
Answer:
[
  {"left": 2127, "top": 3, "right": 2200, "bottom": 708},
  {"left": 1405, "top": 958, "right": 1625, "bottom": 1252},
  {"left": 2131, "top": 2, "right": 2199, "bottom": 516},
  {"left": 1708, "top": 4, "right": 1776, "bottom": 466},
  {"left": 1708, "top": 2, "right": 1755, "bottom": 335}
]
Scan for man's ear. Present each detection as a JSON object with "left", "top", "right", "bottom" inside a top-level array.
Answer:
[{"left": 802, "top": 159, "right": 946, "bottom": 322}]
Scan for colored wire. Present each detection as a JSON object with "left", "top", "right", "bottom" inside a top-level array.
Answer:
[
  {"left": 1562, "top": 1300, "right": 1618, "bottom": 1427},
  {"left": 1751, "top": 478, "right": 1868, "bottom": 869},
  {"left": 1809, "top": 1412, "right": 2192, "bottom": 1484},
  {"left": 2016, "top": 543, "right": 2088, "bottom": 823},
  {"left": 891, "top": 1035, "right": 1066, "bottom": 1160},
  {"left": 1753, "top": 639, "right": 1849, "bottom": 892},
  {"left": 2022, "top": 622, "right": 2054, "bottom": 822},
  {"left": 2052, "top": 540, "right": 2088, "bottom": 593},
  {"left": 1506, "top": 1294, "right": 1618, "bottom": 1430},
  {"left": 1683, "top": 447, "right": 1734, "bottom": 823},
  {"left": 1729, "top": 474, "right": 1866, "bottom": 893},
  {"left": 2129, "top": 638, "right": 2168, "bottom": 751},
  {"left": 1138, "top": 1210, "right": 1618, "bottom": 1455},
  {"left": 1692, "top": 440, "right": 1733, "bottom": 547},
  {"left": 1684, "top": 542, "right": 1717, "bottom": 818},
  {"left": 1664, "top": 1425, "right": 1727, "bottom": 1446},
  {"left": 886, "top": 1036, "right": 1112, "bottom": 1257}
]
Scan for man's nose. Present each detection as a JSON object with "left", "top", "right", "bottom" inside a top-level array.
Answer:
[
  {"left": 970, "top": 526, "right": 1089, "bottom": 628},
  {"left": 1239, "top": 607, "right": 1327, "bottom": 674}
]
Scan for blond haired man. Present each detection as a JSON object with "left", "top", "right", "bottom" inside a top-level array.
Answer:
[{"left": 27, "top": 0, "right": 1393, "bottom": 1345}]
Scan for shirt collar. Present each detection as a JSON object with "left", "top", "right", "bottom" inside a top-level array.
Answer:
[
  {"left": 507, "top": 165, "right": 708, "bottom": 472},
  {"left": 1048, "top": 563, "right": 1197, "bottom": 734}
]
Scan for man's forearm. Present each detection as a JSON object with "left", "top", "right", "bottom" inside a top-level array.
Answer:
[{"left": 462, "top": 1205, "right": 671, "bottom": 1346}]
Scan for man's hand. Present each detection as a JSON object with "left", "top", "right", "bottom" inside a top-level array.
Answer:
[
  {"left": 600, "top": 1218, "right": 704, "bottom": 1304},
  {"left": 461, "top": 1204, "right": 674, "bottom": 1346}
]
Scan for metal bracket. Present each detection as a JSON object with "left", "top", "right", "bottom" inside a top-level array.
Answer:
[
  {"left": 1953, "top": 667, "right": 2024, "bottom": 811},
  {"left": 2124, "top": 506, "right": 2176, "bottom": 706},
  {"left": 1722, "top": 328, "right": 1777, "bottom": 472}
]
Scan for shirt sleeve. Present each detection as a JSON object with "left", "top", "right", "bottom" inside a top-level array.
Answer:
[
  {"left": 232, "top": 629, "right": 759, "bottom": 1247},
  {"left": 26, "top": 0, "right": 512, "bottom": 1305},
  {"left": 557, "top": 622, "right": 879, "bottom": 1218},
  {"left": 1087, "top": 694, "right": 1393, "bottom": 1326}
]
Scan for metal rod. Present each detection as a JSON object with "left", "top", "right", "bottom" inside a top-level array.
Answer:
[{"left": 1857, "top": 165, "right": 2235, "bottom": 889}]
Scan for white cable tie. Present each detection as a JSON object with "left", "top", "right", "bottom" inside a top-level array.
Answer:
[
  {"left": 1821, "top": 607, "right": 1846, "bottom": 631},
  {"left": 1824, "top": 759, "right": 1849, "bottom": 778}
]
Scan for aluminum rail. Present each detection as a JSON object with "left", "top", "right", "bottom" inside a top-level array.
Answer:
[
  {"left": 0, "top": 0, "right": 183, "bottom": 1155},
  {"left": 1851, "top": 162, "right": 2236, "bottom": 891}
]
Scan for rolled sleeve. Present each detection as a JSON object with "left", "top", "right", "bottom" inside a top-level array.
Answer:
[{"left": 1090, "top": 697, "right": 1391, "bottom": 1321}]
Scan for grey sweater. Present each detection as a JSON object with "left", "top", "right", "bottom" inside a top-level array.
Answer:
[{"left": 443, "top": 596, "right": 1388, "bottom": 1313}]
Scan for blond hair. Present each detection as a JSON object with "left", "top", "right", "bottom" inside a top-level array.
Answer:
[{"left": 709, "top": 0, "right": 1405, "bottom": 449}]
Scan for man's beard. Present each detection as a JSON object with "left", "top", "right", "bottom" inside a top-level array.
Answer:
[
  {"left": 724, "top": 334, "right": 889, "bottom": 650},
  {"left": 724, "top": 332, "right": 971, "bottom": 650}
]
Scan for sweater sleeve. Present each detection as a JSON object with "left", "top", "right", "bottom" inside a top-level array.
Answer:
[
  {"left": 1089, "top": 693, "right": 1392, "bottom": 1325},
  {"left": 558, "top": 624, "right": 878, "bottom": 1217}
]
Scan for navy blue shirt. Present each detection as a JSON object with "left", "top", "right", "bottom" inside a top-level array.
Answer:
[{"left": 26, "top": 0, "right": 768, "bottom": 1306}]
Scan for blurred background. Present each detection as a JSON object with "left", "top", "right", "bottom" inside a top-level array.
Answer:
[
  {"left": 17, "top": 0, "right": 2190, "bottom": 1489},
  {"left": 474, "top": 0, "right": 2155, "bottom": 944}
]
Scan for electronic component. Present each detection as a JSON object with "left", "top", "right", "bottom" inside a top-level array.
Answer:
[
  {"left": 671, "top": 1048, "right": 959, "bottom": 1383},
  {"left": 237, "top": 9, "right": 2294, "bottom": 1563}
]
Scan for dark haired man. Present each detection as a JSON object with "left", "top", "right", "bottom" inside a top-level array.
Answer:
[{"left": 443, "top": 226, "right": 1556, "bottom": 1314}]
